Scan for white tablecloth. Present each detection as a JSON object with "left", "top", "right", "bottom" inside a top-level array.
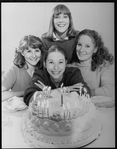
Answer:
[{"left": 2, "top": 106, "right": 115, "bottom": 148}]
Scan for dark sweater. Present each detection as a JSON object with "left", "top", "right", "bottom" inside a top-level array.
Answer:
[
  {"left": 41, "top": 32, "right": 79, "bottom": 64},
  {"left": 23, "top": 67, "right": 91, "bottom": 106}
]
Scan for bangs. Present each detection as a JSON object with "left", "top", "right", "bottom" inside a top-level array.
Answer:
[{"left": 53, "top": 5, "right": 71, "bottom": 17}]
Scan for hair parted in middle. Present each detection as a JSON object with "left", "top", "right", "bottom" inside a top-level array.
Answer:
[
  {"left": 44, "top": 4, "right": 77, "bottom": 39},
  {"left": 43, "top": 44, "right": 68, "bottom": 63}
]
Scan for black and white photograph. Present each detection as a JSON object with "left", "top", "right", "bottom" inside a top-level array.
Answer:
[{"left": 2, "top": 2, "right": 115, "bottom": 148}]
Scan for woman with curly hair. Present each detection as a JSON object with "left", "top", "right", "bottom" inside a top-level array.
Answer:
[
  {"left": 69, "top": 29, "right": 114, "bottom": 99},
  {"left": 41, "top": 4, "right": 79, "bottom": 64},
  {"left": 2, "top": 35, "right": 45, "bottom": 101}
]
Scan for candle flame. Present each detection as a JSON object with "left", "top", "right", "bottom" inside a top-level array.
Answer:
[{"left": 61, "top": 83, "right": 64, "bottom": 88}]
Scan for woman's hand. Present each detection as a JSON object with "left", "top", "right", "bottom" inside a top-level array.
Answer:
[
  {"left": 68, "top": 83, "right": 83, "bottom": 92},
  {"left": 34, "top": 80, "right": 46, "bottom": 90}
]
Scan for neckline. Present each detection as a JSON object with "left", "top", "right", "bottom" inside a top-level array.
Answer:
[
  {"left": 73, "top": 62, "right": 91, "bottom": 68},
  {"left": 53, "top": 32, "right": 68, "bottom": 41}
]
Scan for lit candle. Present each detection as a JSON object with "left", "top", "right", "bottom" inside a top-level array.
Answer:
[
  {"left": 38, "top": 101, "right": 40, "bottom": 116},
  {"left": 47, "top": 86, "right": 51, "bottom": 97},
  {"left": 46, "top": 99, "right": 49, "bottom": 118},
  {"left": 67, "top": 102, "right": 70, "bottom": 119},
  {"left": 61, "top": 83, "right": 64, "bottom": 88},
  {"left": 33, "top": 91, "right": 38, "bottom": 101},
  {"left": 61, "top": 93, "right": 63, "bottom": 106},
  {"left": 74, "top": 102, "right": 77, "bottom": 117},
  {"left": 63, "top": 104, "right": 65, "bottom": 120},
  {"left": 43, "top": 99, "right": 46, "bottom": 115},
  {"left": 83, "top": 87, "right": 87, "bottom": 97},
  {"left": 79, "top": 86, "right": 82, "bottom": 96},
  {"left": 60, "top": 83, "right": 64, "bottom": 106},
  {"left": 63, "top": 87, "right": 66, "bottom": 93},
  {"left": 39, "top": 94, "right": 42, "bottom": 100},
  {"left": 41, "top": 101, "right": 44, "bottom": 118},
  {"left": 43, "top": 86, "right": 47, "bottom": 96}
]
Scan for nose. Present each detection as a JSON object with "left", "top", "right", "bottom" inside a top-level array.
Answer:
[
  {"left": 59, "top": 17, "right": 63, "bottom": 22},
  {"left": 79, "top": 46, "right": 84, "bottom": 52},
  {"left": 54, "top": 64, "right": 59, "bottom": 70},
  {"left": 32, "top": 51, "right": 36, "bottom": 57}
]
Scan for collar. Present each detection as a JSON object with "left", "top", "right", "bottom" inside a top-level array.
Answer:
[
  {"left": 53, "top": 32, "right": 69, "bottom": 41},
  {"left": 73, "top": 62, "right": 91, "bottom": 68}
]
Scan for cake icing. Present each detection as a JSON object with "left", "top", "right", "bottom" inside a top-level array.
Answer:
[{"left": 22, "top": 88, "right": 102, "bottom": 148}]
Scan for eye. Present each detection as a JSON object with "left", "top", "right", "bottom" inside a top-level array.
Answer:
[
  {"left": 85, "top": 45, "right": 90, "bottom": 48},
  {"left": 35, "top": 49, "right": 41, "bottom": 53},
  {"left": 27, "top": 50, "right": 31, "bottom": 53},
  {"left": 54, "top": 15, "right": 59, "bottom": 19},
  {"left": 59, "top": 60, "right": 64, "bottom": 64},
  {"left": 63, "top": 15, "right": 69, "bottom": 18},
  {"left": 77, "top": 43, "right": 81, "bottom": 46},
  {"left": 48, "top": 61, "right": 53, "bottom": 64}
]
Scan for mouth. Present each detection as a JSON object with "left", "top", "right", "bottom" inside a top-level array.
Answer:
[
  {"left": 52, "top": 71, "right": 61, "bottom": 75},
  {"left": 58, "top": 24, "right": 66, "bottom": 27},
  {"left": 30, "top": 58, "right": 39, "bottom": 61},
  {"left": 78, "top": 52, "right": 87, "bottom": 56}
]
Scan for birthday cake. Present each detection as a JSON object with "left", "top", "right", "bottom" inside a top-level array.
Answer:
[{"left": 22, "top": 88, "right": 102, "bottom": 148}]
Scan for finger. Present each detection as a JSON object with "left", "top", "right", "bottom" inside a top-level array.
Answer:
[
  {"left": 70, "top": 89, "right": 79, "bottom": 92},
  {"left": 75, "top": 83, "right": 83, "bottom": 86},
  {"left": 37, "top": 80, "right": 45, "bottom": 87},
  {"left": 35, "top": 83, "right": 43, "bottom": 89}
]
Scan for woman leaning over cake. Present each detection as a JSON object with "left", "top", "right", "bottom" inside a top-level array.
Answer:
[
  {"left": 23, "top": 45, "right": 91, "bottom": 106},
  {"left": 2, "top": 35, "right": 45, "bottom": 102},
  {"left": 68, "top": 29, "right": 114, "bottom": 100},
  {"left": 41, "top": 4, "right": 79, "bottom": 64}
]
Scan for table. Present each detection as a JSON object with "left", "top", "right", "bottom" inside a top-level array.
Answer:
[{"left": 2, "top": 106, "right": 115, "bottom": 148}]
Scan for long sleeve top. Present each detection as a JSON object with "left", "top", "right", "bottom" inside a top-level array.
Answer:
[
  {"left": 2, "top": 64, "right": 32, "bottom": 91},
  {"left": 24, "top": 67, "right": 91, "bottom": 106},
  {"left": 41, "top": 31, "right": 79, "bottom": 64},
  {"left": 68, "top": 62, "right": 114, "bottom": 99}
]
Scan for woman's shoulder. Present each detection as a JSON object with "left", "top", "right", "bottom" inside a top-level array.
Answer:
[
  {"left": 4, "top": 64, "right": 20, "bottom": 73},
  {"left": 98, "top": 61, "right": 114, "bottom": 72},
  {"left": 34, "top": 68, "right": 46, "bottom": 76},
  {"left": 74, "top": 30, "right": 79, "bottom": 35},
  {"left": 41, "top": 32, "right": 48, "bottom": 38},
  {"left": 66, "top": 66, "right": 81, "bottom": 73}
]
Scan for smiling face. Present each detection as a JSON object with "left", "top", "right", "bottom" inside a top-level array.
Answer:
[
  {"left": 22, "top": 47, "right": 41, "bottom": 66},
  {"left": 76, "top": 35, "right": 97, "bottom": 63},
  {"left": 45, "top": 50, "right": 67, "bottom": 83},
  {"left": 54, "top": 13, "right": 70, "bottom": 34}
]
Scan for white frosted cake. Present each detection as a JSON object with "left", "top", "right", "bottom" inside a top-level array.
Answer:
[{"left": 22, "top": 89, "right": 102, "bottom": 148}]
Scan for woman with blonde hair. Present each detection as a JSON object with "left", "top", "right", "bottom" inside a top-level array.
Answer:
[{"left": 2, "top": 35, "right": 45, "bottom": 101}]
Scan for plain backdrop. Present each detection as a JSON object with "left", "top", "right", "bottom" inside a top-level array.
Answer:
[{"left": 2, "top": 2, "right": 114, "bottom": 71}]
